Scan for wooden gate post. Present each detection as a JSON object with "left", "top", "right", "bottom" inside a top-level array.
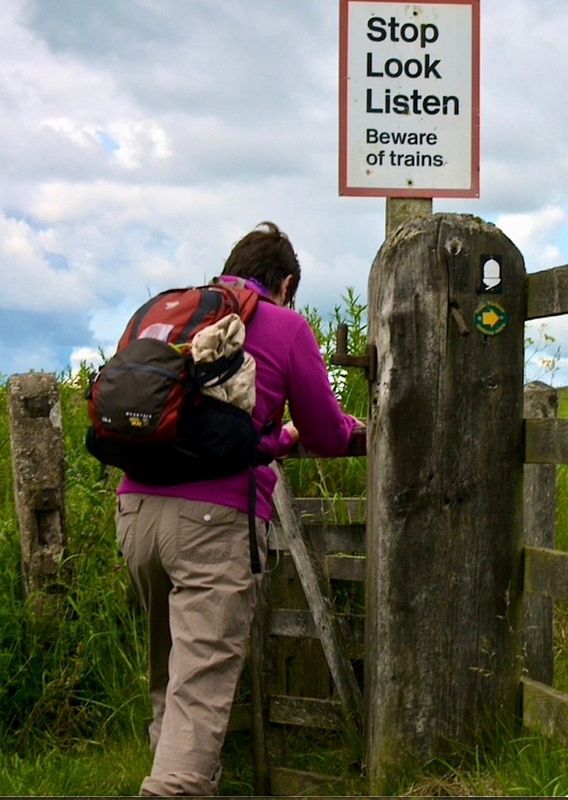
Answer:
[
  {"left": 365, "top": 213, "right": 526, "bottom": 790},
  {"left": 7, "top": 373, "right": 66, "bottom": 612},
  {"left": 386, "top": 198, "right": 432, "bottom": 237},
  {"left": 523, "top": 381, "right": 557, "bottom": 685}
]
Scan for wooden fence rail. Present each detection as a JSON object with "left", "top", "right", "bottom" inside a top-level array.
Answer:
[
  {"left": 521, "top": 678, "right": 568, "bottom": 743},
  {"left": 526, "top": 264, "right": 568, "bottom": 319},
  {"left": 523, "top": 546, "right": 568, "bottom": 601},
  {"left": 525, "top": 418, "right": 568, "bottom": 463}
]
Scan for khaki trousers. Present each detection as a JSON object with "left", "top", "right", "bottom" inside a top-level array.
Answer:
[{"left": 116, "top": 493, "right": 266, "bottom": 796}]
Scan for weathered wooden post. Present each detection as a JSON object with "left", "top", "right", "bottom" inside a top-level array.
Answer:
[
  {"left": 523, "top": 381, "right": 557, "bottom": 685},
  {"left": 7, "top": 373, "right": 66, "bottom": 612},
  {"left": 365, "top": 213, "right": 526, "bottom": 790},
  {"left": 386, "top": 198, "right": 432, "bottom": 236}
]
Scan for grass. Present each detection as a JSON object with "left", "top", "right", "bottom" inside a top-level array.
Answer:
[
  {"left": 0, "top": 735, "right": 260, "bottom": 796},
  {"left": 0, "top": 738, "right": 151, "bottom": 796},
  {"left": 1, "top": 726, "right": 567, "bottom": 797},
  {"left": 399, "top": 729, "right": 568, "bottom": 797}
]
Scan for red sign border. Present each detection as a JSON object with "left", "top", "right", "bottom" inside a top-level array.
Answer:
[{"left": 339, "top": 0, "right": 481, "bottom": 198}]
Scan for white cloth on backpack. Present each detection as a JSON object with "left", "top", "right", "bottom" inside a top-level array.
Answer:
[{"left": 191, "top": 313, "right": 256, "bottom": 414}]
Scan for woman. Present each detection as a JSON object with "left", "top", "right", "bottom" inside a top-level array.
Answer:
[{"left": 116, "top": 221, "right": 363, "bottom": 796}]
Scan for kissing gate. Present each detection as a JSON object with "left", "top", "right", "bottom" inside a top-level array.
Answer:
[
  {"left": 7, "top": 211, "right": 568, "bottom": 794},
  {"left": 249, "top": 210, "right": 568, "bottom": 794}
]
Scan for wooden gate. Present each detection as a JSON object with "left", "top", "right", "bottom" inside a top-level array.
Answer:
[{"left": 229, "top": 434, "right": 367, "bottom": 796}]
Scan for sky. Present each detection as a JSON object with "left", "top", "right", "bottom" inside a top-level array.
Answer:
[{"left": 1, "top": 0, "right": 568, "bottom": 383}]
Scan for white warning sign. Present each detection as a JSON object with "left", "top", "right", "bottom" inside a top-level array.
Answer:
[{"left": 339, "top": 0, "right": 480, "bottom": 197}]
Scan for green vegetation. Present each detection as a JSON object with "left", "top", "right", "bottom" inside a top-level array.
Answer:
[
  {"left": 0, "top": 370, "right": 151, "bottom": 794},
  {"left": 285, "top": 288, "right": 368, "bottom": 501},
  {"left": 0, "top": 294, "right": 567, "bottom": 795}
]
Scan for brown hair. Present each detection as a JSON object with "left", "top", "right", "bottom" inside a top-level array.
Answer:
[{"left": 222, "top": 221, "right": 301, "bottom": 306}]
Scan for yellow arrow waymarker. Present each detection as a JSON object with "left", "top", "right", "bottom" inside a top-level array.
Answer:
[
  {"left": 482, "top": 310, "right": 501, "bottom": 328},
  {"left": 474, "top": 302, "right": 509, "bottom": 336}
]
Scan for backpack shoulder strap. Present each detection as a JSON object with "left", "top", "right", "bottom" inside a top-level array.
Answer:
[{"left": 208, "top": 277, "right": 261, "bottom": 324}]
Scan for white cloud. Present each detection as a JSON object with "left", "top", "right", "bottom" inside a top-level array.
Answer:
[
  {"left": 108, "top": 120, "right": 173, "bottom": 168},
  {"left": 69, "top": 346, "right": 104, "bottom": 374},
  {"left": 42, "top": 117, "right": 100, "bottom": 149},
  {"left": 496, "top": 207, "right": 567, "bottom": 271},
  {"left": 40, "top": 117, "right": 172, "bottom": 169},
  {"left": 0, "top": 213, "right": 94, "bottom": 312}
]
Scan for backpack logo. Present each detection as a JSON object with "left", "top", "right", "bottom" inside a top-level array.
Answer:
[{"left": 126, "top": 411, "right": 152, "bottom": 428}]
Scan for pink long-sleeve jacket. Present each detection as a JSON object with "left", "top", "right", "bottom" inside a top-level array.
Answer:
[{"left": 117, "top": 285, "right": 358, "bottom": 520}]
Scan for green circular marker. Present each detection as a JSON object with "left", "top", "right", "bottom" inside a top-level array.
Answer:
[{"left": 474, "top": 302, "right": 509, "bottom": 336}]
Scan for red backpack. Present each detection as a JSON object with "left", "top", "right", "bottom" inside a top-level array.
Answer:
[{"left": 86, "top": 281, "right": 262, "bottom": 485}]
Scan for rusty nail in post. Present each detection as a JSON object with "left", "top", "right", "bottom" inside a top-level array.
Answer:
[{"left": 450, "top": 305, "right": 471, "bottom": 337}]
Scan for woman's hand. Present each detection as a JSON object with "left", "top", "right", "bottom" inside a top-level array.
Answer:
[{"left": 282, "top": 421, "right": 300, "bottom": 445}]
